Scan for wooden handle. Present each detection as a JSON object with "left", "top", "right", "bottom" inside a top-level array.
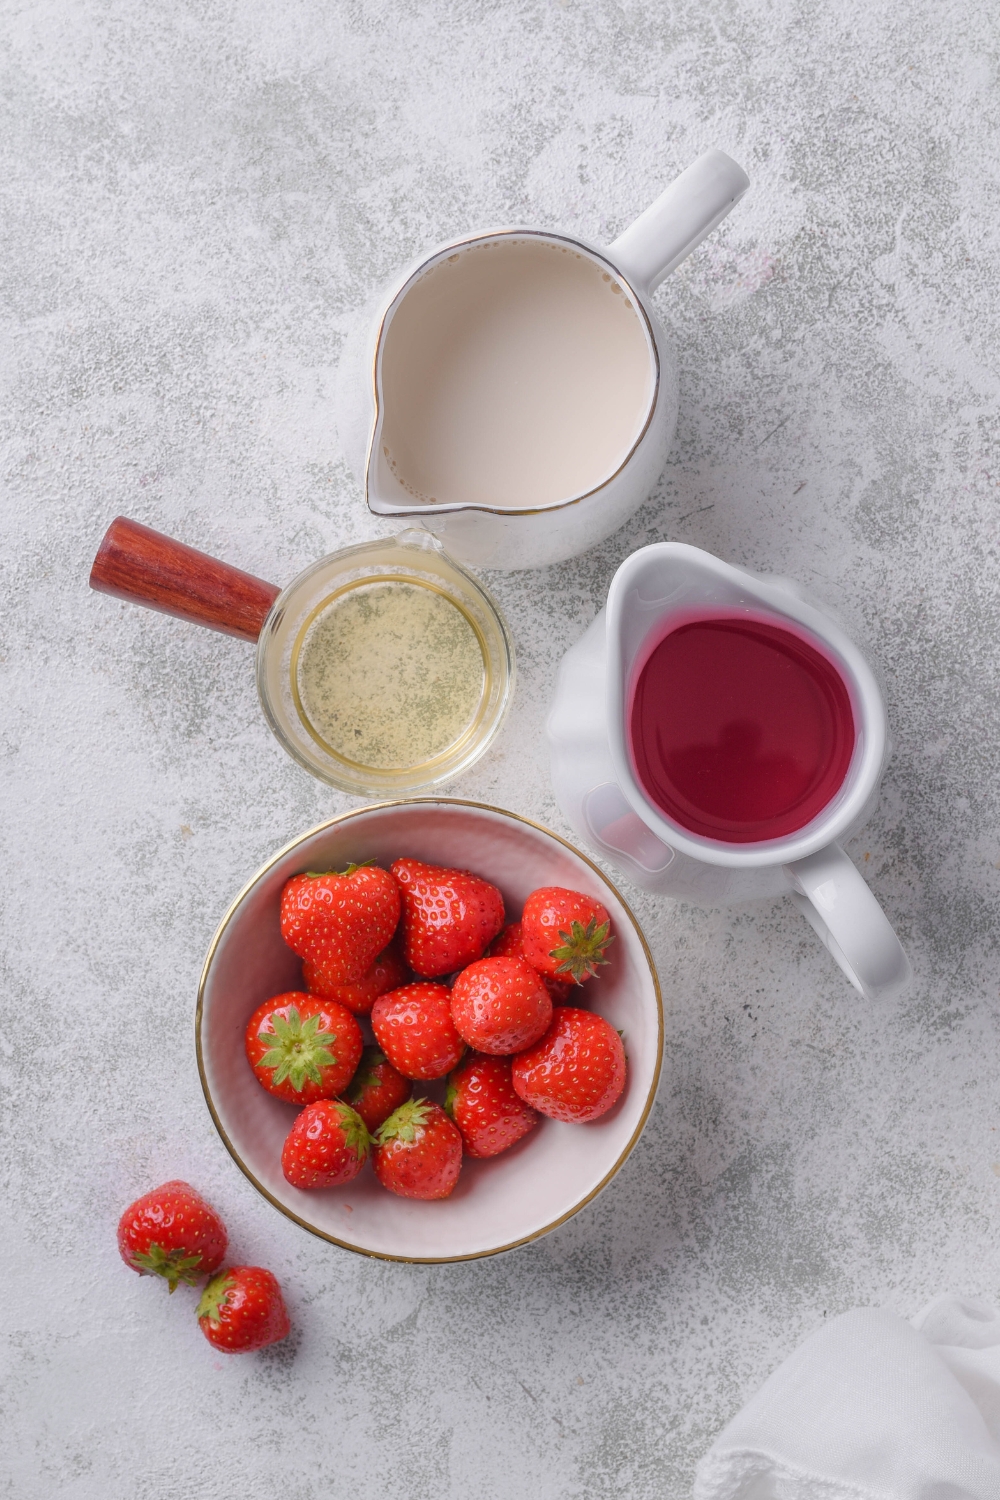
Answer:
[{"left": 89, "top": 517, "right": 282, "bottom": 643}]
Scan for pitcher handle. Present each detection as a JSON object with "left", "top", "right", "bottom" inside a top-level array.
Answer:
[
  {"left": 785, "top": 843, "right": 911, "bottom": 1001},
  {"left": 608, "top": 149, "right": 750, "bottom": 295}
]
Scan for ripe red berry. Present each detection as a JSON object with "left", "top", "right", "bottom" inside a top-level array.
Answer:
[
  {"left": 520, "top": 888, "right": 613, "bottom": 984},
  {"left": 342, "top": 1046, "right": 411, "bottom": 1134},
  {"left": 391, "top": 858, "right": 504, "bottom": 977},
  {"left": 446, "top": 1053, "right": 539, "bottom": 1158},
  {"left": 196, "top": 1266, "right": 290, "bottom": 1353},
  {"left": 488, "top": 922, "right": 573, "bottom": 1003},
  {"left": 117, "top": 1181, "right": 228, "bottom": 1292},
  {"left": 371, "top": 983, "right": 465, "bottom": 1080},
  {"left": 303, "top": 939, "right": 409, "bottom": 1016},
  {"left": 373, "top": 1100, "right": 463, "bottom": 1200},
  {"left": 281, "top": 1100, "right": 370, "bottom": 1190},
  {"left": 280, "top": 864, "right": 401, "bottom": 984},
  {"left": 244, "top": 993, "right": 363, "bottom": 1105},
  {"left": 511, "top": 1007, "right": 626, "bottom": 1123},
  {"left": 449, "top": 955, "right": 552, "bottom": 1054}
]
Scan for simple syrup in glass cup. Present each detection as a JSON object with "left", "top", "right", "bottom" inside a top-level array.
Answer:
[
  {"left": 89, "top": 519, "right": 514, "bottom": 796},
  {"left": 256, "top": 531, "right": 514, "bottom": 795}
]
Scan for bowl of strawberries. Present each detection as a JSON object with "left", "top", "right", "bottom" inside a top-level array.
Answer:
[{"left": 197, "top": 798, "right": 663, "bottom": 1262}]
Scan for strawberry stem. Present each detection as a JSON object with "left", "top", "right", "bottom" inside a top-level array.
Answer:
[
  {"left": 131, "top": 1242, "right": 206, "bottom": 1292},
  {"left": 196, "top": 1271, "right": 235, "bottom": 1324},
  {"left": 303, "top": 859, "right": 377, "bottom": 879},
  {"left": 549, "top": 917, "right": 614, "bottom": 983},
  {"left": 257, "top": 1006, "right": 338, "bottom": 1092},
  {"left": 375, "top": 1098, "right": 431, "bottom": 1146}
]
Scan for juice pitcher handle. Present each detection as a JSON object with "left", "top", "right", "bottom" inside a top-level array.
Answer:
[
  {"left": 608, "top": 149, "right": 750, "bottom": 294},
  {"left": 89, "top": 516, "right": 281, "bottom": 643},
  {"left": 785, "top": 843, "right": 911, "bottom": 1001}
]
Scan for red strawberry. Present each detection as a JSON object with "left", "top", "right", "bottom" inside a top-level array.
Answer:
[
  {"left": 196, "top": 1266, "right": 290, "bottom": 1353},
  {"left": 244, "top": 993, "right": 362, "bottom": 1105},
  {"left": 391, "top": 858, "right": 504, "bottom": 978},
  {"left": 488, "top": 922, "right": 573, "bottom": 1003},
  {"left": 280, "top": 863, "right": 401, "bottom": 984},
  {"left": 445, "top": 1053, "right": 539, "bottom": 1158},
  {"left": 449, "top": 955, "right": 552, "bottom": 1054},
  {"left": 303, "top": 938, "right": 409, "bottom": 1016},
  {"left": 117, "top": 1180, "right": 227, "bottom": 1292},
  {"left": 512, "top": 1007, "right": 626, "bottom": 1122},
  {"left": 371, "top": 983, "right": 465, "bottom": 1080},
  {"left": 342, "top": 1046, "right": 411, "bottom": 1134},
  {"left": 520, "top": 887, "right": 613, "bottom": 985},
  {"left": 373, "top": 1099, "right": 463, "bottom": 1200},
  {"left": 281, "top": 1099, "right": 370, "bottom": 1190}
]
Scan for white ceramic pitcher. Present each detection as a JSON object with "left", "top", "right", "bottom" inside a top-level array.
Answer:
[
  {"left": 337, "top": 151, "right": 749, "bottom": 570},
  {"left": 547, "top": 543, "right": 911, "bottom": 1000}
]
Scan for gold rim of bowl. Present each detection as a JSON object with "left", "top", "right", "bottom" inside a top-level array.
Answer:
[{"left": 195, "top": 797, "right": 665, "bottom": 1263}]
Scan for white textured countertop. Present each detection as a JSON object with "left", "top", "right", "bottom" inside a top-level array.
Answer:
[{"left": 3, "top": 2, "right": 999, "bottom": 1495}]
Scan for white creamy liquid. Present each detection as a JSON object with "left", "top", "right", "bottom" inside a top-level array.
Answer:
[{"left": 378, "top": 237, "right": 655, "bottom": 510}]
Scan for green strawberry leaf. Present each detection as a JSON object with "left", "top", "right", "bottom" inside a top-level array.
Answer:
[
  {"left": 257, "top": 1005, "right": 338, "bottom": 1092},
  {"left": 303, "top": 859, "right": 376, "bottom": 879},
  {"left": 550, "top": 918, "right": 614, "bottom": 983},
  {"left": 375, "top": 1098, "right": 432, "bottom": 1147},
  {"left": 334, "top": 1103, "right": 372, "bottom": 1161},
  {"left": 131, "top": 1242, "right": 205, "bottom": 1293},
  {"left": 196, "top": 1271, "right": 235, "bottom": 1324},
  {"left": 345, "top": 1049, "right": 387, "bottom": 1100}
]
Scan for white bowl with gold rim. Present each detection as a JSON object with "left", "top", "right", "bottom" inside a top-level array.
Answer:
[{"left": 196, "top": 800, "right": 664, "bottom": 1263}]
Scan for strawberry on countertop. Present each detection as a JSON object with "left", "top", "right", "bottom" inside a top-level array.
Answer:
[
  {"left": 245, "top": 993, "right": 363, "bottom": 1105},
  {"left": 391, "top": 858, "right": 504, "bottom": 978},
  {"left": 280, "top": 863, "right": 401, "bottom": 984},
  {"left": 117, "top": 1181, "right": 227, "bottom": 1292},
  {"left": 197, "top": 1266, "right": 290, "bottom": 1353}
]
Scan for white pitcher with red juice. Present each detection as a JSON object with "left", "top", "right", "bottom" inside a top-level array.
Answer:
[{"left": 548, "top": 544, "right": 910, "bottom": 1000}]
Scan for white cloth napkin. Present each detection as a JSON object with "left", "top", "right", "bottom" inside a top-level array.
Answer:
[{"left": 693, "top": 1298, "right": 1000, "bottom": 1500}]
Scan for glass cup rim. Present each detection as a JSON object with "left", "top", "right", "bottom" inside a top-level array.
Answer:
[{"left": 255, "top": 531, "right": 515, "bottom": 795}]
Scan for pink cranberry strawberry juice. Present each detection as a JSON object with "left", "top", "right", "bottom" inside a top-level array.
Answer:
[{"left": 628, "top": 611, "right": 855, "bottom": 843}]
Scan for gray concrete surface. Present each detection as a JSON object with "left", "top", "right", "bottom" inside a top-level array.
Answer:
[{"left": 3, "top": 1, "right": 1000, "bottom": 1495}]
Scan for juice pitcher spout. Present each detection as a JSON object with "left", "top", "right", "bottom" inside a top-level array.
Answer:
[{"left": 608, "top": 149, "right": 750, "bottom": 294}]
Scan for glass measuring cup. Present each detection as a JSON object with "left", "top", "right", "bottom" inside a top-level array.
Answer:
[{"left": 90, "top": 518, "right": 514, "bottom": 795}]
